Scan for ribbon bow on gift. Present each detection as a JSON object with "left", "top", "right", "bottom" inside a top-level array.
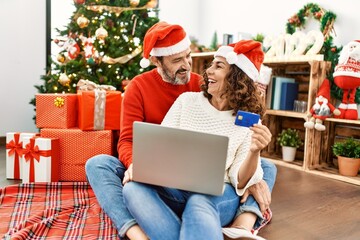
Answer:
[
  {"left": 77, "top": 79, "right": 117, "bottom": 130},
  {"left": 6, "top": 134, "right": 23, "bottom": 179},
  {"left": 23, "top": 138, "right": 52, "bottom": 182},
  {"left": 77, "top": 79, "right": 116, "bottom": 91}
]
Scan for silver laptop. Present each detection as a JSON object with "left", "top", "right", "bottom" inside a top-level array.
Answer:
[{"left": 132, "top": 121, "right": 229, "bottom": 196}]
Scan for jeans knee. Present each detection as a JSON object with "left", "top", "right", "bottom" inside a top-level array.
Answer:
[
  {"left": 268, "top": 162, "right": 277, "bottom": 176},
  {"left": 123, "top": 182, "right": 140, "bottom": 199},
  {"left": 85, "top": 154, "right": 115, "bottom": 174}
]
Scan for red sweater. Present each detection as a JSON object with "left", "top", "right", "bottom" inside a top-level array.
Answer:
[{"left": 118, "top": 68, "right": 202, "bottom": 168}]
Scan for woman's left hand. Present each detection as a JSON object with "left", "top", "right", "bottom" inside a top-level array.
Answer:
[{"left": 249, "top": 123, "right": 272, "bottom": 153}]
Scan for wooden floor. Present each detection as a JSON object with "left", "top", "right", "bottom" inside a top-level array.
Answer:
[{"left": 1, "top": 145, "right": 360, "bottom": 240}]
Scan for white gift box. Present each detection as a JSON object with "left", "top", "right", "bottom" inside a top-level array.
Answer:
[
  {"left": 21, "top": 137, "right": 60, "bottom": 183},
  {"left": 6, "top": 132, "right": 38, "bottom": 179}
]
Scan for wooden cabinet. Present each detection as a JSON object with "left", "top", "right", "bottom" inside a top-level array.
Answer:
[
  {"left": 261, "top": 61, "right": 329, "bottom": 168},
  {"left": 191, "top": 53, "right": 360, "bottom": 186}
]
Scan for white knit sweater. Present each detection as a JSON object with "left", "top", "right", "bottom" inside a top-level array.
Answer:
[{"left": 161, "top": 92, "right": 263, "bottom": 196}]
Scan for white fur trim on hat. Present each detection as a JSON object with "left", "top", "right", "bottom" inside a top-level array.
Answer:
[
  {"left": 257, "top": 64, "right": 272, "bottom": 85},
  {"left": 214, "top": 46, "right": 259, "bottom": 81},
  {"left": 150, "top": 35, "right": 191, "bottom": 57},
  {"left": 333, "top": 70, "right": 360, "bottom": 78}
]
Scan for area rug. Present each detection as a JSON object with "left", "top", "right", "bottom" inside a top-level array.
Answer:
[{"left": 0, "top": 182, "right": 118, "bottom": 239}]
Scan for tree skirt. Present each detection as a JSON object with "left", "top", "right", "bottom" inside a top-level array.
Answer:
[{"left": 0, "top": 182, "right": 118, "bottom": 239}]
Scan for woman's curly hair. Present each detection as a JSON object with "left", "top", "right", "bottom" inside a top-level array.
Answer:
[{"left": 201, "top": 64, "right": 266, "bottom": 118}]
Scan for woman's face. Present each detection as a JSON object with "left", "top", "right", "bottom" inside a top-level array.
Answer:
[{"left": 205, "top": 56, "right": 230, "bottom": 97}]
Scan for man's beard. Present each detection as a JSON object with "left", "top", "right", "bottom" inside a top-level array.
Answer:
[{"left": 160, "top": 64, "right": 190, "bottom": 85}]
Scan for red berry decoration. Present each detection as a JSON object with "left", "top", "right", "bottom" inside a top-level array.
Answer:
[{"left": 74, "top": 0, "right": 85, "bottom": 4}]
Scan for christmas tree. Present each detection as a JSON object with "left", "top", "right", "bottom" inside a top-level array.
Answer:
[{"left": 34, "top": 0, "right": 159, "bottom": 98}]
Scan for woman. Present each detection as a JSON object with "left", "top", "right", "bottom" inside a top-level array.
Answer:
[{"left": 122, "top": 39, "right": 272, "bottom": 240}]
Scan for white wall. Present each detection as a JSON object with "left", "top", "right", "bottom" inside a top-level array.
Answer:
[
  {"left": 0, "top": 1, "right": 46, "bottom": 136},
  {"left": 1, "top": 0, "right": 360, "bottom": 136},
  {"left": 159, "top": 0, "right": 359, "bottom": 47}
]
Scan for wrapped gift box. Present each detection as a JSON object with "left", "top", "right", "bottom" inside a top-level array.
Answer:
[
  {"left": 40, "top": 128, "right": 113, "bottom": 181},
  {"left": 6, "top": 132, "right": 39, "bottom": 179},
  {"left": 36, "top": 93, "right": 78, "bottom": 129},
  {"left": 78, "top": 90, "right": 121, "bottom": 130},
  {"left": 21, "top": 137, "right": 60, "bottom": 183}
]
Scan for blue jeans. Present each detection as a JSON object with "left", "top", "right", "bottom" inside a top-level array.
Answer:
[
  {"left": 123, "top": 182, "right": 239, "bottom": 240},
  {"left": 86, "top": 155, "right": 276, "bottom": 239},
  {"left": 237, "top": 159, "right": 277, "bottom": 229},
  {"left": 85, "top": 154, "right": 136, "bottom": 239}
]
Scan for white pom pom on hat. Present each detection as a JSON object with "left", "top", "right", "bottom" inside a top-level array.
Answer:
[
  {"left": 140, "top": 58, "right": 150, "bottom": 68},
  {"left": 214, "top": 40, "right": 264, "bottom": 81},
  {"left": 140, "top": 21, "right": 191, "bottom": 68}
]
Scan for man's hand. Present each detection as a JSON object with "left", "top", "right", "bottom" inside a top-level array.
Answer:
[
  {"left": 123, "top": 163, "right": 133, "bottom": 185},
  {"left": 240, "top": 179, "right": 271, "bottom": 214}
]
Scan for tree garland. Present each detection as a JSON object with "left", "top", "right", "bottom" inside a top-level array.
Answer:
[{"left": 286, "top": 3, "right": 348, "bottom": 102}]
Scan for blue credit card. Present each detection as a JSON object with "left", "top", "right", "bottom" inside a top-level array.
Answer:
[{"left": 234, "top": 110, "right": 260, "bottom": 127}]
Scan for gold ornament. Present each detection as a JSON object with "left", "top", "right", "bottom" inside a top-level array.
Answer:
[
  {"left": 95, "top": 27, "right": 108, "bottom": 41},
  {"left": 54, "top": 97, "right": 65, "bottom": 108},
  {"left": 57, "top": 54, "right": 65, "bottom": 63},
  {"left": 77, "top": 16, "right": 90, "bottom": 28},
  {"left": 129, "top": 0, "right": 140, "bottom": 7},
  {"left": 146, "top": 0, "right": 158, "bottom": 8},
  {"left": 58, "top": 73, "right": 71, "bottom": 86}
]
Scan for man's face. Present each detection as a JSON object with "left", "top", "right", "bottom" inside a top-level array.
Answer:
[{"left": 154, "top": 48, "right": 192, "bottom": 85}]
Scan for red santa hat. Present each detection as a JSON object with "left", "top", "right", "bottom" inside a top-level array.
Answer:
[
  {"left": 333, "top": 40, "right": 360, "bottom": 79},
  {"left": 214, "top": 40, "right": 264, "bottom": 81},
  {"left": 317, "top": 79, "right": 331, "bottom": 100},
  {"left": 140, "top": 21, "right": 191, "bottom": 68}
]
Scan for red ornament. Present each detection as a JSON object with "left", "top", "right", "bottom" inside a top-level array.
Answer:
[
  {"left": 68, "top": 43, "right": 80, "bottom": 59},
  {"left": 314, "top": 12, "right": 322, "bottom": 19},
  {"left": 74, "top": 0, "right": 85, "bottom": 4}
]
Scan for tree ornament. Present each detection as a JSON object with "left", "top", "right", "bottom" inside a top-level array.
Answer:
[
  {"left": 57, "top": 54, "right": 66, "bottom": 63},
  {"left": 87, "top": 57, "right": 95, "bottom": 65},
  {"left": 74, "top": 0, "right": 85, "bottom": 4},
  {"left": 68, "top": 42, "right": 80, "bottom": 59},
  {"left": 129, "top": 0, "right": 140, "bottom": 7},
  {"left": 77, "top": 16, "right": 90, "bottom": 28},
  {"left": 95, "top": 27, "right": 108, "bottom": 41},
  {"left": 58, "top": 73, "right": 71, "bottom": 86},
  {"left": 81, "top": 37, "right": 95, "bottom": 58},
  {"left": 146, "top": 0, "right": 158, "bottom": 8}
]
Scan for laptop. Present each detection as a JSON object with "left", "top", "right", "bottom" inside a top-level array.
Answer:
[{"left": 132, "top": 121, "right": 229, "bottom": 196}]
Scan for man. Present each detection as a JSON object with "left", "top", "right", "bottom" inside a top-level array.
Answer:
[{"left": 86, "top": 21, "right": 276, "bottom": 240}]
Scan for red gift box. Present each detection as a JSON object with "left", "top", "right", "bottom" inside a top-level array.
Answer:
[
  {"left": 36, "top": 94, "right": 78, "bottom": 129},
  {"left": 78, "top": 90, "right": 121, "bottom": 130},
  {"left": 40, "top": 128, "right": 113, "bottom": 181},
  {"left": 6, "top": 132, "right": 39, "bottom": 179},
  {"left": 21, "top": 137, "right": 60, "bottom": 183}
]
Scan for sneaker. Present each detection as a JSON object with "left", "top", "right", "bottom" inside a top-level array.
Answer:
[
  {"left": 222, "top": 227, "right": 266, "bottom": 240},
  {"left": 253, "top": 208, "right": 272, "bottom": 234}
]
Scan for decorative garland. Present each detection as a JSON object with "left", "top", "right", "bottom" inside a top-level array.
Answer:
[{"left": 286, "top": 3, "right": 346, "bottom": 102}]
